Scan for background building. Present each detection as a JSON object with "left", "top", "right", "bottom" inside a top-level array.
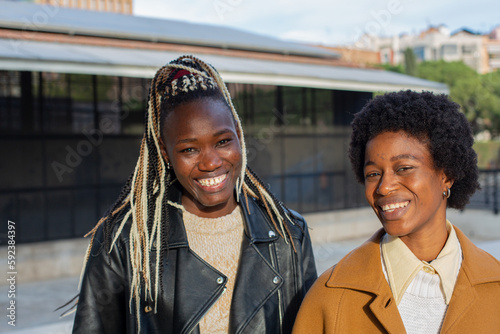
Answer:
[
  {"left": 354, "top": 25, "right": 500, "bottom": 74},
  {"left": 487, "top": 26, "right": 500, "bottom": 72},
  {"left": 12, "top": 0, "right": 133, "bottom": 14},
  {"left": 0, "top": 1, "right": 447, "bottom": 245}
]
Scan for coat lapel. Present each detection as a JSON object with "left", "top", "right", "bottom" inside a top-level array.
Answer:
[{"left": 326, "top": 229, "right": 406, "bottom": 334}]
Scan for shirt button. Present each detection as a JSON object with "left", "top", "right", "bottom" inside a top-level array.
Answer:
[
  {"left": 423, "top": 266, "right": 435, "bottom": 274},
  {"left": 273, "top": 276, "right": 281, "bottom": 284},
  {"left": 268, "top": 230, "right": 276, "bottom": 238},
  {"left": 217, "top": 276, "right": 224, "bottom": 284}
]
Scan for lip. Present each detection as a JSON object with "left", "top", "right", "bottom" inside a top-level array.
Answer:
[
  {"left": 376, "top": 199, "right": 411, "bottom": 221},
  {"left": 195, "top": 173, "right": 229, "bottom": 191}
]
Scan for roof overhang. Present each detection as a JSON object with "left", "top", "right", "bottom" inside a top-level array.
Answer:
[{"left": 0, "top": 38, "right": 449, "bottom": 94}]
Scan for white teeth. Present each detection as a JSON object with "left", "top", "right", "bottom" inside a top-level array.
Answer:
[
  {"left": 198, "top": 174, "right": 227, "bottom": 187},
  {"left": 381, "top": 201, "right": 409, "bottom": 212}
]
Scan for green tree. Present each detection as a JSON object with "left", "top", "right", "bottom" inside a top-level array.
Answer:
[
  {"left": 403, "top": 48, "right": 418, "bottom": 76},
  {"left": 376, "top": 63, "right": 405, "bottom": 74},
  {"left": 417, "top": 60, "right": 477, "bottom": 87},
  {"left": 415, "top": 61, "right": 500, "bottom": 137},
  {"left": 451, "top": 76, "right": 500, "bottom": 134}
]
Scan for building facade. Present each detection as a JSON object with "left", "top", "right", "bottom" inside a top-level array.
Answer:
[
  {"left": 355, "top": 25, "right": 500, "bottom": 74},
  {"left": 17, "top": 0, "right": 133, "bottom": 14},
  {"left": 0, "top": 2, "right": 447, "bottom": 244}
]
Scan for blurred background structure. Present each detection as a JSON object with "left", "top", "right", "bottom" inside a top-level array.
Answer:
[
  {"left": 0, "top": 1, "right": 449, "bottom": 245},
  {"left": 22, "top": 0, "right": 132, "bottom": 14}
]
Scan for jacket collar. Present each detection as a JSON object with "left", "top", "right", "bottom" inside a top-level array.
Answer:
[{"left": 166, "top": 181, "right": 280, "bottom": 248}]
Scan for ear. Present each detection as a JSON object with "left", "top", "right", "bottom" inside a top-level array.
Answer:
[
  {"left": 441, "top": 171, "right": 454, "bottom": 190},
  {"left": 158, "top": 137, "right": 169, "bottom": 163},
  {"left": 236, "top": 124, "right": 242, "bottom": 140}
]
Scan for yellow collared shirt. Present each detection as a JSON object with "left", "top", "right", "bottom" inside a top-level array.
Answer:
[{"left": 381, "top": 220, "right": 462, "bottom": 305}]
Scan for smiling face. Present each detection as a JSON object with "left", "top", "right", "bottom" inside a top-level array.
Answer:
[
  {"left": 161, "top": 97, "right": 242, "bottom": 218},
  {"left": 364, "top": 131, "right": 453, "bottom": 247}
]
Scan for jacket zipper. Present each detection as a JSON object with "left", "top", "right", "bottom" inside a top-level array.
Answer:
[
  {"left": 186, "top": 286, "right": 227, "bottom": 334},
  {"left": 269, "top": 243, "right": 283, "bottom": 334}
]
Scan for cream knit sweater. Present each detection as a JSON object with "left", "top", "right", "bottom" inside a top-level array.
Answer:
[{"left": 182, "top": 205, "right": 245, "bottom": 334}]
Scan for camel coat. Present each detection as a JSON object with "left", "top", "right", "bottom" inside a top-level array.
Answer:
[{"left": 293, "top": 226, "right": 500, "bottom": 333}]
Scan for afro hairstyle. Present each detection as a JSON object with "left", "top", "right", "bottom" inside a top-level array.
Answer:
[{"left": 348, "top": 90, "right": 480, "bottom": 210}]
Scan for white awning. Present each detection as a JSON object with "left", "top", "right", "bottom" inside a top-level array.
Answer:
[{"left": 0, "top": 39, "right": 449, "bottom": 93}]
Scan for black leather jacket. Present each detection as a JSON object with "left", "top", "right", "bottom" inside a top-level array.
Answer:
[{"left": 73, "top": 183, "right": 317, "bottom": 334}]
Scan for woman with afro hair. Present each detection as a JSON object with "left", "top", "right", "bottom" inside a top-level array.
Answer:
[{"left": 293, "top": 90, "right": 500, "bottom": 333}]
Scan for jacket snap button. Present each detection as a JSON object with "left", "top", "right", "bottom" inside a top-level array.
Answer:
[
  {"left": 145, "top": 306, "right": 152, "bottom": 313},
  {"left": 268, "top": 230, "right": 276, "bottom": 238},
  {"left": 217, "top": 276, "right": 224, "bottom": 284},
  {"left": 273, "top": 276, "right": 281, "bottom": 284}
]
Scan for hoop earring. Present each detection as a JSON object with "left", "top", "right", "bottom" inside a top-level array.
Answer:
[{"left": 443, "top": 188, "right": 451, "bottom": 199}]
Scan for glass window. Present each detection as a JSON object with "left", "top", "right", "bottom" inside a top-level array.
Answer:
[
  {"left": 413, "top": 47, "right": 425, "bottom": 61},
  {"left": 0, "top": 71, "right": 22, "bottom": 133},
  {"left": 462, "top": 44, "right": 476, "bottom": 55},
  {"left": 442, "top": 44, "right": 458, "bottom": 55},
  {"left": 35, "top": 72, "right": 73, "bottom": 134},
  {"left": 96, "top": 75, "right": 121, "bottom": 135},
  {"left": 70, "top": 74, "right": 95, "bottom": 133},
  {"left": 121, "top": 77, "right": 149, "bottom": 135},
  {"left": 313, "top": 88, "right": 334, "bottom": 130},
  {"left": 281, "top": 86, "right": 304, "bottom": 126}
]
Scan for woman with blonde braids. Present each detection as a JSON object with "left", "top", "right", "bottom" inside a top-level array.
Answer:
[{"left": 72, "top": 55, "right": 317, "bottom": 334}]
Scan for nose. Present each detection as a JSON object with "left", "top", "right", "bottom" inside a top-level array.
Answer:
[
  {"left": 376, "top": 173, "right": 397, "bottom": 196},
  {"left": 198, "top": 148, "right": 222, "bottom": 172}
]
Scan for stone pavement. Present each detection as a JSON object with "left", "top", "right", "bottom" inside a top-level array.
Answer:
[{"left": 1, "top": 208, "right": 498, "bottom": 334}]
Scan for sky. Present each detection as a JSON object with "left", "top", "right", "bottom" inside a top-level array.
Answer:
[{"left": 133, "top": 0, "right": 500, "bottom": 46}]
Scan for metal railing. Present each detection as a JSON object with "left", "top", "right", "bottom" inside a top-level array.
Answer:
[{"left": 469, "top": 169, "right": 499, "bottom": 214}]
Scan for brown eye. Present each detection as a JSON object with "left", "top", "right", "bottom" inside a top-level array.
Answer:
[
  {"left": 217, "top": 139, "right": 231, "bottom": 146},
  {"left": 365, "top": 172, "right": 380, "bottom": 179},
  {"left": 397, "top": 166, "right": 413, "bottom": 173}
]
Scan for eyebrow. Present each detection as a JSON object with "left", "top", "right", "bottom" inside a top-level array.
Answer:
[
  {"left": 391, "top": 154, "right": 421, "bottom": 162},
  {"left": 364, "top": 154, "right": 421, "bottom": 167},
  {"left": 175, "top": 128, "right": 233, "bottom": 145}
]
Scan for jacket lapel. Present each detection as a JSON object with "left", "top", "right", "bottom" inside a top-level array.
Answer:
[
  {"left": 164, "top": 185, "right": 283, "bottom": 333},
  {"left": 326, "top": 229, "right": 406, "bottom": 334},
  {"left": 161, "top": 181, "right": 227, "bottom": 334},
  {"left": 440, "top": 227, "right": 500, "bottom": 333},
  {"left": 230, "top": 198, "right": 283, "bottom": 333}
]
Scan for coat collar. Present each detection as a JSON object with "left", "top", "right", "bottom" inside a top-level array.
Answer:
[
  {"left": 325, "top": 228, "right": 406, "bottom": 333},
  {"left": 325, "top": 225, "right": 500, "bottom": 334},
  {"left": 325, "top": 226, "right": 500, "bottom": 291},
  {"left": 166, "top": 181, "right": 280, "bottom": 248},
  {"left": 325, "top": 228, "right": 387, "bottom": 292}
]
